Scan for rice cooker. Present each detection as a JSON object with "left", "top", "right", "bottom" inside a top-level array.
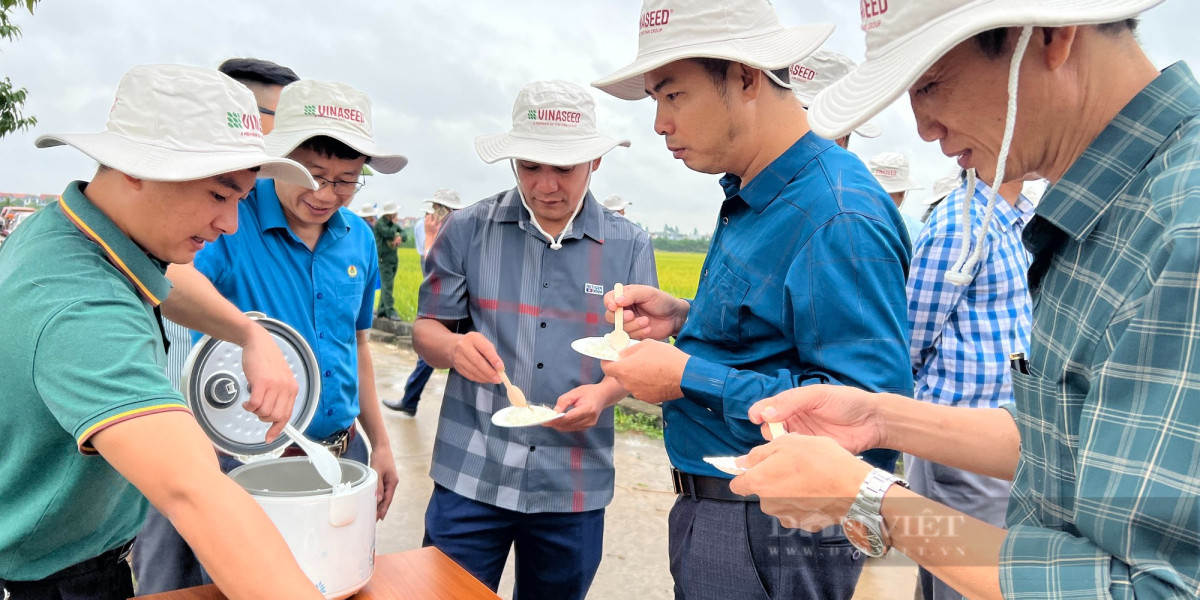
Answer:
[{"left": 183, "top": 313, "right": 376, "bottom": 600}]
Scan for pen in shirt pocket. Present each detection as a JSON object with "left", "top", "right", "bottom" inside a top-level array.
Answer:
[{"left": 1009, "top": 352, "right": 1030, "bottom": 375}]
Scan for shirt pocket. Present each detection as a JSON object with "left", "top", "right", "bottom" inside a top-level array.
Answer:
[
  {"left": 335, "top": 281, "right": 367, "bottom": 339},
  {"left": 693, "top": 267, "right": 750, "bottom": 346}
]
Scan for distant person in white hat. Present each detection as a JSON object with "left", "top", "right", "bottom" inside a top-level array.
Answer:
[
  {"left": 602, "top": 194, "right": 631, "bottom": 216},
  {"left": 373, "top": 199, "right": 406, "bottom": 320},
  {"left": 730, "top": 1, "right": 1200, "bottom": 599},
  {"left": 868, "top": 151, "right": 927, "bottom": 244},
  {"left": 355, "top": 202, "right": 379, "bottom": 227},
  {"left": 383, "top": 187, "right": 469, "bottom": 418},
  {"left": 592, "top": 0, "right": 912, "bottom": 598},
  {"left": 0, "top": 64, "right": 323, "bottom": 600},
  {"left": 790, "top": 50, "right": 881, "bottom": 149},
  {"left": 920, "top": 171, "right": 963, "bottom": 222},
  {"left": 413, "top": 80, "right": 657, "bottom": 599},
  {"left": 138, "top": 78, "right": 408, "bottom": 594}
]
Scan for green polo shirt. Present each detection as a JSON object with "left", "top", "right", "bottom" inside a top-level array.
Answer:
[{"left": 0, "top": 181, "right": 189, "bottom": 581}]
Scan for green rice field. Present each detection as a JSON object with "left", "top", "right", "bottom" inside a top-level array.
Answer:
[{"left": 381, "top": 249, "right": 705, "bottom": 323}]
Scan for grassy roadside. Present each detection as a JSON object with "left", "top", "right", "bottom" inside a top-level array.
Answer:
[{"left": 613, "top": 405, "right": 663, "bottom": 440}]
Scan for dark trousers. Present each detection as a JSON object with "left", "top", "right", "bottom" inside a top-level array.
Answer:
[
  {"left": 423, "top": 484, "right": 604, "bottom": 600},
  {"left": 396, "top": 357, "right": 434, "bottom": 413},
  {"left": 669, "top": 496, "right": 865, "bottom": 600},
  {"left": 377, "top": 259, "right": 397, "bottom": 316},
  {"left": 131, "top": 434, "right": 369, "bottom": 594},
  {"left": 3, "top": 542, "right": 134, "bottom": 600}
]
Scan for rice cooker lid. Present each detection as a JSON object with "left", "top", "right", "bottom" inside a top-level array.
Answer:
[{"left": 183, "top": 312, "right": 321, "bottom": 458}]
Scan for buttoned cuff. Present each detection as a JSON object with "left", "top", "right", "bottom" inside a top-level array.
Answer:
[
  {"left": 1000, "top": 524, "right": 1124, "bottom": 599},
  {"left": 680, "top": 356, "right": 731, "bottom": 411}
]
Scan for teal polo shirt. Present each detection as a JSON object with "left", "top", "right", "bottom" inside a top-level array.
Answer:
[
  {"left": 0, "top": 181, "right": 188, "bottom": 581},
  {"left": 193, "top": 179, "right": 378, "bottom": 439}
]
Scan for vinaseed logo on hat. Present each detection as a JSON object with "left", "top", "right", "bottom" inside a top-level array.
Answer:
[
  {"left": 303, "top": 104, "right": 366, "bottom": 124},
  {"left": 860, "top": 0, "right": 889, "bottom": 31},
  {"left": 226, "top": 112, "right": 263, "bottom": 138},
  {"left": 527, "top": 108, "right": 583, "bottom": 128},
  {"left": 873, "top": 167, "right": 897, "bottom": 178},
  {"left": 640, "top": 8, "right": 671, "bottom": 36},
  {"left": 790, "top": 64, "right": 817, "bottom": 82}
]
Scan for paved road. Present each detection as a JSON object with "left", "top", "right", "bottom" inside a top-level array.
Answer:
[{"left": 367, "top": 339, "right": 917, "bottom": 600}]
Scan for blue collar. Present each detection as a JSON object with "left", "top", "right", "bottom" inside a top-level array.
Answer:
[
  {"left": 252, "top": 179, "right": 349, "bottom": 244},
  {"left": 492, "top": 187, "right": 606, "bottom": 244},
  {"left": 720, "top": 132, "right": 833, "bottom": 214}
]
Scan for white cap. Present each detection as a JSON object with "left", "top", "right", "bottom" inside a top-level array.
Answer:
[
  {"left": 809, "top": 0, "right": 1165, "bottom": 139},
  {"left": 378, "top": 201, "right": 400, "bottom": 215},
  {"left": 789, "top": 50, "right": 880, "bottom": 138},
  {"left": 36, "top": 64, "right": 315, "bottom": 188},
  {"left": 264, "top": 80, "right": 408, "bottom": 174},
  {"left": 476, "top": 80, "right": 630, "bottom": 167},
  {"left": 592, "top": 0, "right": 833, "bottom": 100},
  {"left": 603, "top": 195, "right": 631, "bottom": 211},
  {"left": 867, "top": 152, "right": 923, "bottom": 194}
]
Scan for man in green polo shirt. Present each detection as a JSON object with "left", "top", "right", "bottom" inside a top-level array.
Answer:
[{"left": 0, "top": 64, "right": 325, "bottom": 600}]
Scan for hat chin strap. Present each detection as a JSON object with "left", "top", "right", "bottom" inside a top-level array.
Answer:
[
  {"left": 510, "top": 160, "right": 591, "bottom": 251},
  {"left": 945, "top": 25, "right": 1033, "bottom": 286}
]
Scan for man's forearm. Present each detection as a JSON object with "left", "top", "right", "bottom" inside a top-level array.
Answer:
[
  {"left": 413, "top": 317, "right": 460, "bottom": 369},
  {"left": 163, "top": 263, "right": 257, "bottom": 344},
  {"left": 878, "top": 395, "right": 1020, "bottom": 480}
]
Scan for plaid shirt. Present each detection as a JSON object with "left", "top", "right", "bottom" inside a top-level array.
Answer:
[
  {"left": 908, "top": 178, "right": 1034, "bottom": 408},
  {"left": 418, "top": 189, "right": 657, "bottom": 513},
  {"left": 1001, "top": 62, "right": 1200, "bottom": 598}
]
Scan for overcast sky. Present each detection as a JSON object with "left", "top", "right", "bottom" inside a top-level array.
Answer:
[{"left": 1, "top": 1, "right": 1194, "bottom": 232}]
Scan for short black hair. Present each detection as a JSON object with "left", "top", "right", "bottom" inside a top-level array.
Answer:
[
  {"left": 217, "top": 58, "right": 299, "bottom": 87},
  {"left": 689, "top": 58, "right": 792, "bottom": 94},
  {"left": 971, "top": 19, "right": 1139, "bottom": 59},
  {"left": 296, "top": 135, "right": 366, "bottom": 162}
]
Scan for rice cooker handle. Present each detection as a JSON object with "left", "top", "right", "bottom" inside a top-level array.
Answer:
[{"left": 204, "top": 371, "right": 242, "bottom": 409}]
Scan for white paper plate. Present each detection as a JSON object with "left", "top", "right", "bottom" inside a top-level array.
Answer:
[
  {"left": 491, "top": 405, "right": 566, "bottom": 428},
  {"left": 703, "top": 456, "right": 748, "bottom": 476},
  {"left": 570, "top": 336, "right": 640, "bottom": 361}
]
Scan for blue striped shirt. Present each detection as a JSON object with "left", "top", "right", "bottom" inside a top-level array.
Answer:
[
  {"left": 418, "top": 189, "right": 658, "bottom": 513},
  {"left": 670, "top": 133, "right": 913, "bottom": 477},
  {"left": 1001, "top": 62, "right": 1200, "bottom": 599},
  {"left": 908, "top": 179, "right": 1034, "bottom": 408}
]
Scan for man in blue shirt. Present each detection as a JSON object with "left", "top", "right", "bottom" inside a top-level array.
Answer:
[
  {"left": 140, "top": 79, "right": 409, "bottom": 592},
  {"left": 593, "top": 1, "right": 912, "bottom": 598}
]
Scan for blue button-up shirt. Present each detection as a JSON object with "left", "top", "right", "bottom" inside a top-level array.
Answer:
[
  {"left": 419, "top": 189, "right": 658, "bottom": 513},
  {"left": 670, "top": 134, "right": 913, "bottom": 478},
  {"left": 1000, "top": 62, "right": 1200, "bottom": 600},
  {"left": 194, "top": 179, "right": 378, "bottom": 439},
  {"left": 909, "top": 178, "right": 1034, "bottom": 408}
]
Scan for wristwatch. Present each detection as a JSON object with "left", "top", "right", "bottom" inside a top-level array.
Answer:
[{"left": 841, "top": 468, "right": 909, "bottom": 558}]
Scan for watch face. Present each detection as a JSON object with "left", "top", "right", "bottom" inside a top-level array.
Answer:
[{"left": 843, "top": 518, "right": 887, "bottom": 558}]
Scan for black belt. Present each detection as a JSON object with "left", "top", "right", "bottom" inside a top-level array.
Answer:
[
  {"left": 671, "top": 468, "right": 757, "bottom": 502},
  {"left": 280, "top": 424, "right": 356, "bottom": 459},
  {"left": 1, "top": 538, "right": 134, "bottom": 588}
]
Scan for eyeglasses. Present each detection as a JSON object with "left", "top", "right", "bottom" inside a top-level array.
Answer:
[
  {"left": 258, "top": 106, "right": 276, "bottom": 116},
  {"left": 313, "top": 175, "right": 365, "bottom": 196}
]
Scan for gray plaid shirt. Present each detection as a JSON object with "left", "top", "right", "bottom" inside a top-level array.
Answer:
[
  {"left": 418, "top": 188, "right": 657, "bottom": 513},
  {"left": 1001, "top": 62, "right": 1200, "bottom": 598}
]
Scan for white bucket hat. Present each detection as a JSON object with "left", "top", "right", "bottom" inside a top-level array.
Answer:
[
  {"left": 378, "top": 201, "right": 400, "bottom": 215},
  {"left": 476, "top": 80, "right": 630, "bottom": 167},
  {"left": 264, "top": 80, "right": 408, "bottom": 174},
  {"left": 35, "top": 64, "right": 315, "bottom": 188},
  {"left": 790, "top": 51, "right": 880, "bottom": 138},
  {"left": 593, "top": 0, "right": 834, "bottom": 100},
  {"left": 355, "top": 203, "right": 379, "bottom": 218},
  {"left": 808, "top": 0, "right": 1165, "bottom": 140},
  {"left": 603, "top": 194, "right": 631, "bottom": 211},
  {"left": 924, "top": 172, "right": 963, "bottom": 205},
  {"left": 428, "top": 188, "right": 468, "bottom": 210},
  {"left": 868, "top": 152, "right": 923, "bottom": 194}
]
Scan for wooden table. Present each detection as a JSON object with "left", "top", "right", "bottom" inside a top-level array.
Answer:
[{"left": 133, "top": 547, "right": 501, "bottom": 600}]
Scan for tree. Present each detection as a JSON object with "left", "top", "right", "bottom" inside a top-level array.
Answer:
[{"left": 1, "top": 0, "right": 38, "bottom": 139}]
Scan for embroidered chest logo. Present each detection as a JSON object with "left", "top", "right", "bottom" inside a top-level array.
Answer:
[
  {"left": 347, "top": 265, "right": 359, "bottom": 278},
  {"left": 584, "top": 283, "right": 604, "bottom": 296}
]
